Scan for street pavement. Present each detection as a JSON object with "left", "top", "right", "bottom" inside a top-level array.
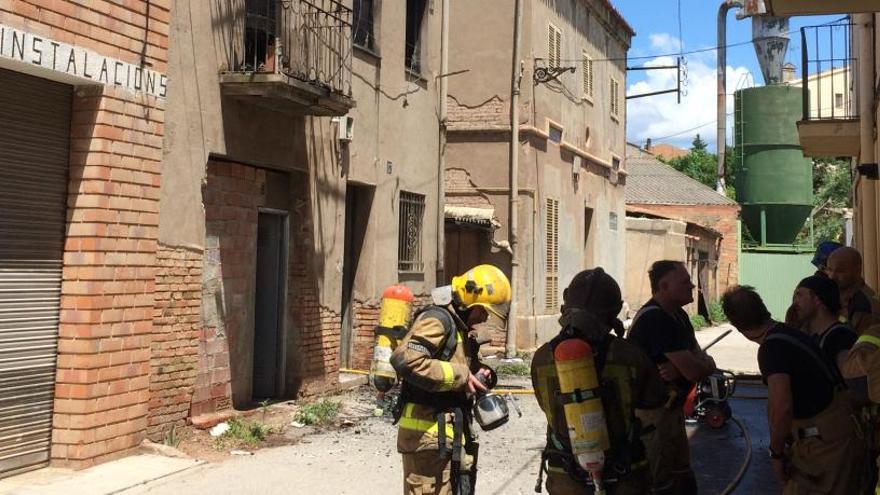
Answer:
[{"left": 696, "top": 324, "right": 761, "bottom": 376}]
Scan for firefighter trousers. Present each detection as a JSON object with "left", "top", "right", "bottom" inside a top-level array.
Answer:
[
  {"left": 645, "top": 407, "right": 697, "bottom": 495},
  {"left": 402, "top": 450, "right": 475, "bottom": 495}
]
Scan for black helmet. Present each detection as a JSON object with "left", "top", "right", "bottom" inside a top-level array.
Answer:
[{"left": 562, "top": 267, "right": 623, "bottom": 324}]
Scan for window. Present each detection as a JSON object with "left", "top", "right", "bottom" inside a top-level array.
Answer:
[
  {"left": 545, "top": 198, "right": 559, "bottom": 311},
  {"left": 405, "top": 0, "right": 427, "bottom": 73},
  {"left": 243, "top": 0, "right": 277, "bottom": 72},
  {"left": 353, "top": 0, "right": 375, "bottom": 50},
  {"left": 835, "top": 92, "right": 844, "bottom": 108},
  {"left": 609, "top": 211, "right": 618, "bottom": 231},
  {"left": 548, "top": 24, "right": 562, "bottom": 69},
  {"left": 398, "top": 192, "right": 425, "bottom": 272},
  {"left": 582, "top": 51, "right": 594, "bottom": 98},
  {"left": 610, "top": 77, "right": 621, "bottom": 118},
  {"left": 548, "top": 123, "right": 563, "bottom": 144}
]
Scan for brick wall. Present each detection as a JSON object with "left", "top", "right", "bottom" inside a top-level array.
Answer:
[
  {"left": 0, "top": 0, "right": 174, "bottom": 469},
  {"left": 447, "top": 96, "right": 509, "bottom": 131},
  {"left": 199, "top": 162, "right": 264, "bottom": 414},
  {"left": 148, "top": 245, "right": 201, "bottom": 440},
  {"left": 629, "top": 203, "right": 740, "bottom": 295}
]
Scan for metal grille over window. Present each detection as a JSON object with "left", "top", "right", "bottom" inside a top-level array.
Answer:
[
  {"left": 610, "top": 78, "right": 620, "bottom": 117},
  {"left": 353, "top": 0, "right": 375, "bottom": 50},
  {"left": 398, "top": 192, "right": 425, "bottom": 272},
  {"left": 583, "top": 52, "right": 593, "bottom": 98},
  {"left": 548, "top": 24, "right": 562, "bottom": 69},
  {"left": 545, "top": 198, "right": 559, "bottom": 311}
]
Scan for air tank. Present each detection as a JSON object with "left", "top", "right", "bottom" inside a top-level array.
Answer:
[{"left": 734, "top": 85, "right": 813, "bottom": 245}]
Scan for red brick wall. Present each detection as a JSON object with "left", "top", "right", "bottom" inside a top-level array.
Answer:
[
  {"left": 629, "top": 203, "right": 740, "bottom": 295},
  {"left": 1, "top": 0, "right": 173, "bottom": 469},
  {"left": 148, "top": 246, "right": 201, "bottom": 440},
  {"left": 198, "top": 162, "right": 264, "bottom": 414}
]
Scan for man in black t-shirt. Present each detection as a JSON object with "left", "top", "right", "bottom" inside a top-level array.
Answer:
[
  {"left": 791, "top": 275, "right": 856, "bottom": 374},
  {"left": 722, "top": 285, "right": 864, "bottom": 493},
  {"left": 627, "top": 261, "right": 715, "bottom": 495}
]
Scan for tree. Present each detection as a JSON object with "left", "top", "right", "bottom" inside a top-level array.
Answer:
[
  {"left": 811, "top": 159, "right": 852, "bottom": 243},
  {"left": 664, "top": 134, "right": 719, "bottom": 190}
]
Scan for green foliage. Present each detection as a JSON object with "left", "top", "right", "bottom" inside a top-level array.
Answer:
[
  {"left": 690, "top": 314, "right": 708, "bottom": 330},
  {"left": 294, "top": 400, "right": 341, "bottom": 426},
  {"left": 664, "top": 135, "right": 719, "bottom": 189},
  {"left": 494, "top": 361, "right": 531, "bottom": 377},
  {"left": 224, "top": 417, "right": 271, "bottom": 445},
  {"left": 813, "top": 159, "right": 851, "bottom": 243},
  {"left": 708, "top": 300, "right": 727, "bottom": 324},
  {"left": 163, "top": 425, "right": 180, "bottom": 447}
]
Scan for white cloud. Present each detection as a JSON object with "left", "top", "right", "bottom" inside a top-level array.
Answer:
[
  {"left": 649, "top": 33, "right": 683, "bottom": 53},
  {"left": 626, "top": 39, "right": 753, "bottom": 151}
]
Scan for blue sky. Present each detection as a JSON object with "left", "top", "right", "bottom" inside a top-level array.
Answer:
[{"left": 613, "top": 0, "right": 841, "bottom": 151}]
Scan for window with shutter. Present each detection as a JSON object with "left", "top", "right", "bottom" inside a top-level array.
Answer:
[
  {"left": 545, "top": 198, "right": 559, "bottom": 311},
  {"left": 548, "top": 24, "right": 561, "bottom": 69},
  {"left": 610, "top": 78, "right": 620, "bottom": 118},
  {"left": 582, "top": 52, "right": 593, "bottom": 98}
]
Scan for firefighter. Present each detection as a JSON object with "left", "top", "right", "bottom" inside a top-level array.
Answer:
[
  {"left": 531, "top": 268, "right": 667, "bottom": 494},
  {"left": 391, "top": 264, "right": 511, "bottom": 495},
  {"left": 841, "top": 322, "right": 880, "bottom": 493},
  {"left": 723, "top": 285, "right": 865, "bottom": 494},
  {"left": 827, "top": 247, "right": 880, "bottom": 336},
  {"left": 627, "top": 260, "right": 715, "bottom": 495},
  {"left": 790, "top": 275, "right": 856, "bottom": 374}
]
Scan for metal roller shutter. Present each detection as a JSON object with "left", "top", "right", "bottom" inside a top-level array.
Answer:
[{"left": 0, "top": 68, "right": 71, "bottom": 477}]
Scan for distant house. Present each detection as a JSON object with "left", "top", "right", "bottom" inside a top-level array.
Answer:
[
  {"left": 624, "top": 144, "right": 740, "bottom": 317},
  {"left": 645, "top": 141, "right": 689, "bottom": 161}
]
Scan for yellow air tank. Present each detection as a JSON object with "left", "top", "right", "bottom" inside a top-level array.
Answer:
[
  {"left": 370, "top": 285, "right": 414, "bottom": 393},
  {"left": 554, "top": 338, "right": 609, "bottom": 493}
]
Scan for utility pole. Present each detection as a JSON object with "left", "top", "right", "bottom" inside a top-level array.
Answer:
[
  {"left": 506, "top": 0, "right": 523, "bottom": 358},
  {"left": 436, "top": 0, "right": 450, "bottom": 286},
  {"left": 716, "top": 0, "right": 742, "bottom": 194}
]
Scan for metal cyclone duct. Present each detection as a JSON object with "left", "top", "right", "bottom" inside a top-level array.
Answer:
[{"left": 752, "top": 15, "right": 790, "bottom": 85}]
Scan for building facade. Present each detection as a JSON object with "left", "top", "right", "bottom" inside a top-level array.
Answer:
[
  {"left": 153, "top": 0, "right": 444, "bottom": 441},
  {"left": 0, "top": 0, "right": 170, "bottom": 475},
  {"left": 445, "top": 0, "right": 633, "bottom": 349}
]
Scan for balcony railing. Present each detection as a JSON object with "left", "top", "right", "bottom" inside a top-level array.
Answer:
[
  {"left": 218, "top": 0, "right": 353, "bottom": 103},
  {"left": 799, "top": 22, "right": 858, "bottom": 122}
]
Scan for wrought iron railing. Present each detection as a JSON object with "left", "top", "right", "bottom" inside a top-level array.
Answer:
[
  {"left": 799, "top": 22, "right": 858, "bottom": 121},
  {"left": 220, "top": 0, "right": 352, "bottom": 97},
  {"left": 398, "top": 192, "right": 425, "bottom": 273}
]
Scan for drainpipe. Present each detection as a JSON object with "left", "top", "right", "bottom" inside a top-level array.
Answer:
[
  {"left": 437, "top": 0, "right": 450, "bottom": 285},
  {"left": 507, "top": 0, "right": 523, "bottom": 358},
  {"left": 717, "top": 1, "right": 743, "bottom": 194},
  {"left": 857, "top": 13, "right": 878, "bottom": 290}
]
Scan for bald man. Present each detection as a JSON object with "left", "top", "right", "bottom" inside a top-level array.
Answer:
[{"left": 827, "top": 247, "right": 880, "bottom": 335}]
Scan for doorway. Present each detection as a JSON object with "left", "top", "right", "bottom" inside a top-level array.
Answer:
[
  {"left": 341, "top": 184, "right": 373, "bottom": 369},
  {"left": 583, "top": 207, "right": 595, "bottom": 268},
  {"left": 252, "top": 210, "right": 288, "bottom": 401}
]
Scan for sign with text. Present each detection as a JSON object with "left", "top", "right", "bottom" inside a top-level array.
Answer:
[{"left": 0, "top": 24, "right": 167, "bottom": 98}]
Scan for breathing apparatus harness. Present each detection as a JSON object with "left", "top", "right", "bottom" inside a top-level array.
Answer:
[
  {"left": 392, "top": 305, "right": 485, "bottom": 495},
  {"left": 535, "top": 325, "right": 653, "bottom": 492}
]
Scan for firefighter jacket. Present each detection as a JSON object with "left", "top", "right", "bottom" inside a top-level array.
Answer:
[
  {"left": 531, "top": 325, "right": 667, "bottom": 480},
  {"left": 842, "top": 323, "right": 880, "bottom": 403},
  {"left": 843, "top": 284, "right": 880, "bottom": 336},
  {"left": 391, "top": 306, "right": 480, "bottom": 454}
]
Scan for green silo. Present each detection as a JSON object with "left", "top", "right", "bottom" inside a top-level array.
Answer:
[{"left": 734, "top": 85, "right": 813, "bottom": 245}]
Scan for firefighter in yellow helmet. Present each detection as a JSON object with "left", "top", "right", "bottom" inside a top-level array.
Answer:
[
  {"left": 391, "top": 264, "right": 511, "bottom": 495},
  {"left": 531, "top": 268, "right": 667, "bottom": 494}
]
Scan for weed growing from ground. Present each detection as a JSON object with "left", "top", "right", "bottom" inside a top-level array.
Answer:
[{"left": 294, "top": 399, "right": 341, "bottom": 426}]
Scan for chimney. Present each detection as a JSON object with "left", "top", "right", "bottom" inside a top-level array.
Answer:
[
  {"left": 782, "top": 63, "right": 796, "bottom": 83},
  {"left": 645, "top": 138, "right": 652, "bottom": 151}
]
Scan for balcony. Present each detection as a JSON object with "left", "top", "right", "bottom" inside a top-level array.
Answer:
[
  {"left": 764, "top": 0, "right": 879, "bottom": 15},
  {"left": 217, "top": 0, "right": 355, "bottom": 116},
  {"left": 795, "top": 22, "right": 860, "bottom": 157}
]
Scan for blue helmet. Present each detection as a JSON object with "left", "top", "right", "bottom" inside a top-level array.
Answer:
[{"left": 812, "top": 241, "right": 843, "bottom": 269}]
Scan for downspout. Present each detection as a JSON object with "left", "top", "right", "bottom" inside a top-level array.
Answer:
[
  {"left": 507, "top": 0, "right": 523, "bottom": 358},
  {"left": 857, "top": 13, "right": 878, "bottom": 290},
  {"left": 716, "top": 1, "right": 743, "bottom": 194},
  {"left": 437, "top": 0, "right": 450, "bottom": 285}
]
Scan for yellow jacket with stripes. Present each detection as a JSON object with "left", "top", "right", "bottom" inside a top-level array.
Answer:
[{"left": 391, "top": 307, "right": 476, "bottom": 453}]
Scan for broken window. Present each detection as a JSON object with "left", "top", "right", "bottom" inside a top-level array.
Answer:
[
  {"left": 405, "top": 0, "right": 427, "bottom": 74},
  {"left": 353, "top": 0, "right": 375, "bottom": 50}
]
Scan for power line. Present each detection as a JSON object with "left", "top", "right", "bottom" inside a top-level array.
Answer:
[{"left": 651, "top": 112, "right": 734, "bottom": 141}]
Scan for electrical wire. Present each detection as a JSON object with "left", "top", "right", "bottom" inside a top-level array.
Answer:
[{"left": 649, "top": 112, "right": 734, "bottom": 142}]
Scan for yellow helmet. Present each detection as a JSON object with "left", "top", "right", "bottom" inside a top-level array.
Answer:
[{"left": 451, "top": 264, "right": 512, "bottom": 321}]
